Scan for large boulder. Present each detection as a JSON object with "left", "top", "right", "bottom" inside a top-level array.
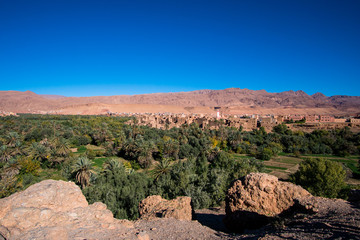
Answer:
[
  {"left": 0, "top": 180, "right": 134, "bottom": 240},
  {"left": 139, "top": 195, "right": 192, "bottom": 221},
  {"left": 224, "top": 173, "right": 311, "bottom": 231}
]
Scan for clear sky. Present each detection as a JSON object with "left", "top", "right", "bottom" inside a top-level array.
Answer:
[{"left": 1, "top": 0, "right": 359, "bottom": 97}]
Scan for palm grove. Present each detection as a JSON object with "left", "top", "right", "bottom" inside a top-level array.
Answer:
[{"left": 0, "top": 114, "right": 359, "bottom": 220}]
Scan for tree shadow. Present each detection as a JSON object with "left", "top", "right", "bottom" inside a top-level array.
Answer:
[
  {"left": 194, "top": 209, "right": 272, "bottom": 234},
  {"left": 223, "top": 210, "right": 272, "bottom": 233},
  {"left": 194, "top": 211, "right": 229, "bottom": 233}
]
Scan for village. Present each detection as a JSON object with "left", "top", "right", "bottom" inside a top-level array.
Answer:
[
  {"left": 114, "top": 109, "right": 360, "bottom": 132},
  {"left": 2, "top": 109, "right": 360, "bottom": 132}
]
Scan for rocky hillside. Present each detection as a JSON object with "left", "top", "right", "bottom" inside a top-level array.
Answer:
[
  {"left": 0, "top": 88, "right": 359, "bottom": 115},
  {"left": 0, "top": 174, "right": 359, "bottom": 239}
]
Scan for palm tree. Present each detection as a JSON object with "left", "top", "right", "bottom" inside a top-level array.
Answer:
[
  {"left": 40, "top": 138, "right": 51, "bottom": 147},
  {"left": 29, "top": 143, "right": 49, "bottom": 162},
  {"left": 72, "top": 156, "right": 95, "bottom": 189},
  {"left": 122, "top": 161, "right": 134, "bottom": 174},
  {"left": 103, "top": 141, "right": 117, "bottom": 156},
  {"left": 137, "top": 140, "right": 157, "bottom": 168},
  {"left": 104, "top": 158, "right": 122, "bottom": 173},
  {"left": 1, "top": 158, "right": 20, "bottom": 178},
  {"left": 11, "top": 140, "right": 24, "bottom": 156},
  {"left": 91, "top": 126, "right": 112, "bottom": 145},
  {"left": 152, "top": 158, "right": 171, "bottom": 181},
  {"left": 123, "top": 138, "right": 137, "bottom": 159},
  {"left": 161, "top": 138, "right": 180, "bottom": 159},
  {"left": 0, "top": 146, "right": 12, "bottom": 163},
  {"left": 51, "top": 137, "right": 70, "bottom": 157},
  {"left": 131, "top": 135, "right": 157, "bottom": 168},
  {"left": 6, "top": 132, "right": 20, "bottom": 147},
  {"left": 131, "top": 119, "right": 144, "bottom": 138},
  {"left": 228, "top": 130, "right": 242, "bottom": 149}
]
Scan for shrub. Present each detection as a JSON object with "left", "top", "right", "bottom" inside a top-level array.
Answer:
[
  {"left": 85, "top": 149, "right": 96, "bottom": 160},
  {"left": 19, "top": 158, "right": 40, "bottom": 175},
  {"left": 290, "top": 158, "right": 346, "bottom": 198},
  {"left": 257, "top": 147, "right": 273, "bottom": 160},
  {"left": 83, "top": 159, "right": 150, "bottom": 220}
]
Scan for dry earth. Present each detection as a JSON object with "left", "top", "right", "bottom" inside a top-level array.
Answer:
[{"left": 1, "top": 88, "right": 359, "bottom": 115}]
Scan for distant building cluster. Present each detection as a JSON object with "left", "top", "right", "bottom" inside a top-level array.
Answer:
[
  {"left": 283, "top": 114, "right": 338, "bottom": 123},
  {"left": 0, "top": 111, "right": 17, "bottom": 117},
  {"left": 121, "top": 112, "right": 257, "bottom": 131},
  {"left": 258, "top": 114, "right": 360, "bottom": 132},
  {"left": 108, "top": 110, "right": 360, "bottom": 132}
]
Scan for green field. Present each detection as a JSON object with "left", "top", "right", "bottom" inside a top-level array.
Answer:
[
  {"left": 232, "top": 153, "right": 360, "bottom": 184},
  {"left": 91, "top": 156, "right": 126, "bottom": 169},
  {"left": 75, "top": 145, "right": 87, "bottom": 154},
  {"left": 232, "top": 154, "right": 253, "bottom": 159},
  {"left": 265, "top": 165, "right": 288, "bottom": 170},
  {"left": 92, "top": 157, "right": 108, "bottom": 168},
  {"left": 303, "top": 156, "right": 360, "bottom": 176}
]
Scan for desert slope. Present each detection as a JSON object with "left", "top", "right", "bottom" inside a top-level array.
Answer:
[{"left": 0, "top": 88, "right": 359, "bottom": 115}]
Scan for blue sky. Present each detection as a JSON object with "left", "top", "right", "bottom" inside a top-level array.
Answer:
[{"left": 1, "top": 0, "right": 359, "bottom": 97}]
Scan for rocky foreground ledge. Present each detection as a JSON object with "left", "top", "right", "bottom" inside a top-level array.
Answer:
[
  {"left": 0, "top": 174, "right": 359, "bottom": 240},
  {"left": 224, "top": 173, "right": 360, "bottom": 239},
  {"left": 0, "top": 180, "right": 222, "bottom": 240}
]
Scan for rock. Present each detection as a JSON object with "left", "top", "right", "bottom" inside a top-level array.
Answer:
[
  {"left": 224, "top": 173, "right": 311, "bottom": 231},
  {"left": 1, "top": 178, "right": 358, "bottom": 240},
  {"left": 291, "top": 196, "right": 320, "bottom": 213},
  {"left": 235, "top": 196, "right": 360, "bottom": 239},
  {"left": 139, "top": 195, "right": 192, "bottom": 221},
  {"left": 136, "top": 231, "right": 150, "bottom": 240},
  {"left": 0, "top": 180, "right": 134, "bottom": 240},
  {"left": 0, "top": 180, "right": 225, "bottom": 240}
]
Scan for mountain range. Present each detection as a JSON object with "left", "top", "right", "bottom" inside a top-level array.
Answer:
[{"left": 0, "top": 88, "right": 359, "bottom": 116}]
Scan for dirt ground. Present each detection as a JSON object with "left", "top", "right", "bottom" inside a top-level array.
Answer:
[{"left": 134, "top": 199, "right": 360, "bottom": 240}]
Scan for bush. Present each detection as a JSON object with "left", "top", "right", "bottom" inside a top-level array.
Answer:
[
  {"left": 83, "top": 159, "right": 150, "bottom": 220},
  {"left": 71, "top": 135, "right": 91, "bottom": 146},
  {"left": 85, "top": 149, "right": 96, "bottom": 160},
  {"left": 290, "top": 158, "right": 346, "bottom": 198},
  {"left": 257, "top": 147, "right": 273, "bottom": 160},
  {"left": 19, "top": 158, "right": 40, "bottom": 175}
]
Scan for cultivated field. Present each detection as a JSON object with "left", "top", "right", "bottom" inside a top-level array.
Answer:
[{"left": 232, "top": 153, "right": 360, "bottom": 185}]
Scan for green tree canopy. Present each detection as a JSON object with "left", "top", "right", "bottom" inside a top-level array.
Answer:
[
  {"left": 72, "top": 156, "right": 95, "bottom": 189},
  {"left": 290, "top": 158, "right": 346, "bottom": 198}
]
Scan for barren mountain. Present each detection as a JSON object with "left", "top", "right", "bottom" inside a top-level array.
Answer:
[
  {"left": 39, "top": 94, "right": 67, "bottom": 100},
  {"left": 0, "top": 88, "right": 359, "bottom": 115}
]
